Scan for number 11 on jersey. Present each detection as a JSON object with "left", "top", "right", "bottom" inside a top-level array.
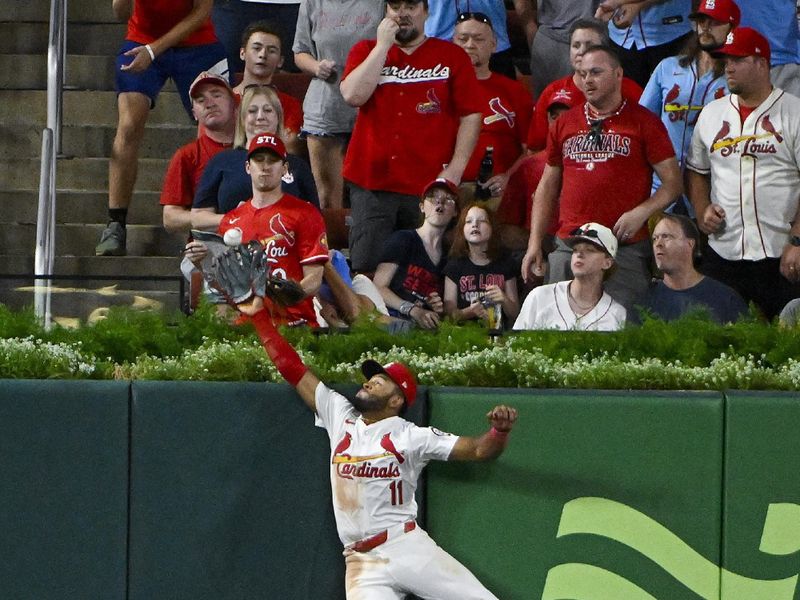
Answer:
[{"left": 389, "top": 480, "right": 404, "bottom": 505}]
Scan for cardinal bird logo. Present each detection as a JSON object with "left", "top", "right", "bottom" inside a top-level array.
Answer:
[
  {"left": 714, "top": 87, "right": 726, "bottom": 99},
  {"left": 269, "top": 213, "right": 296, "bottom": 246},
  {"left": 711, "top": 120, "right": 731, "bottom": 152},
  {"left": 484, "top": 97, "right": 516, "bottom": 127},
  {"left": 761, "top": 115, "right": 784, "bottom": 143},
  {"left": 664, "top": 83, "right": 680, "bottom": 105},
  {"left": 380, "top": 433, "right": 405, "bottom": 464},
  {"left": 333, "top": 432, "right": 353, "bottom": 458},
  {"left": 416, "top": 89, "right": 442, "bottom": 114}
]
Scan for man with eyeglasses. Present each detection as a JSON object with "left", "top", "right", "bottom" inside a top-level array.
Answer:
[
  {"left": 521, "top": 45, "right": 682, "bottom": 312},
  {"left": 340, "top": 0, "right": 483, "bottom": 275},
  {"left": 686, "top": 27, "right": 800, "bottom": 320},
  {"left": 453, "top": 12, "right": 533, "bottom": 202}
]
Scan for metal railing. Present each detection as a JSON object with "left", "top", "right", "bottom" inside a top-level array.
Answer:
[{"left": 34, "top": 0, "right": 67, "bottom": 328}]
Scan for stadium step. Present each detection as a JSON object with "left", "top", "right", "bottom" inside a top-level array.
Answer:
[{"left": 0, "top": 190, "right": 164, "bottom": 225}]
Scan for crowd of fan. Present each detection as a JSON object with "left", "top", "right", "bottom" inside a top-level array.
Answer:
[{"left": 98, "top": 0, "right": 800, "bottom": 330}]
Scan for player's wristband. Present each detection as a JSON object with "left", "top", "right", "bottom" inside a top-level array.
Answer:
[
  {"left": 251, "top": 310, "right": 308, "bottom": 387},
  {"left": 489, "top": 427, "right": 510, "bottom": 440},
  {"left": 144, "top": 44, "right": 156, "bottom": 61}
]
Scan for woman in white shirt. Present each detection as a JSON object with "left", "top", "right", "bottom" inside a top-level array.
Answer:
[{"left": 514, "top": 222, "right": 626, "bottom": 331}]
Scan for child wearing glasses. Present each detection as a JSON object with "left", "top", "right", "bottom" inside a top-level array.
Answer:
[
  {"left": 373, "top": 179, "right": 460, "bottom": 330},
  {"left": 443, "top": 202, "right": 519, "bottom": 329}
]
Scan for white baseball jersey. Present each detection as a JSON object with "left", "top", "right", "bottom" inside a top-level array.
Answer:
[
  {"left": 513, "top": 280, "right": 626, "bottom": 331},
  {"left": 686, "top": 88, "right": 800, "bottom": 260},
  {"left": 314, "top": 383, "right": 458, "bottom": 547}
]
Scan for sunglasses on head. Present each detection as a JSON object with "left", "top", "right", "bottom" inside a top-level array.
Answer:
[
  {"left": 570, "top": 227, "right": 600, "bottom": 238},
  {"left": 457, "top": 12, "right": 493, "bottom": 29}
]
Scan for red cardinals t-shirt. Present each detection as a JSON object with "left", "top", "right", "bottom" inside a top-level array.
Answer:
[
  {"left": 218, "top": 195, "right": 329, "bottom": 325},
  {"left": 342, "top": 37, "right": 482, "bottom": 196},
  {"left": 546, "top": 101, "right": 675, "bottom": 242},
  {"left": 160, "top": 134, "right": 231, "bottom": 207},
  {"left": 463, "top": 73, "right": 533, "bottom": 181}
]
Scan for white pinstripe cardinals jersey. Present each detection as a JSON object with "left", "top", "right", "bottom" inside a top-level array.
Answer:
[
  {"left": 687, "top": 88, "right": 800, "bottom": 260},
  {"left": 314, "top": 383, "right": 458, "bottom": 547}
]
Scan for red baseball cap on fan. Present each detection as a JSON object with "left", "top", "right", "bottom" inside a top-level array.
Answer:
[
  {"left": 541, "top": 86, "right": 578, "bottom": 111},
  {"left": 247, "top": 134, "right": 287, "bottom": 160},
  {"left": 361, "top": 360, "right": 418, "bottom": 407},
  {"left": 714, "top": 27, "right": 771, "bottom": 63},
  {"left": 689, "top": 0, "right": 741, "bottom": 28}
]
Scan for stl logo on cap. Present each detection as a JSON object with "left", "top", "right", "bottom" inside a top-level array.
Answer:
[
  {"left": 705, "top": 0, "right": 715, "bottom": 9},
  {"left": 726, "top": 31, "right": 735, "bottom": 45}
]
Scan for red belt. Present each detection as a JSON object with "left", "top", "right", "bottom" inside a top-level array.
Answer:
[{"left": 350, "top": 521, "right": 416, "bottom": 553}]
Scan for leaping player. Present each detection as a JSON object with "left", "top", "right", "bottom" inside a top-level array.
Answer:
[{"left": 219, "top": 277, "right": 517, "bottom": 598}]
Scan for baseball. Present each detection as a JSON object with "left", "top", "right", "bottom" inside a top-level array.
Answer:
[{"left": 223, "top": 227, "right": 243, "bottom": 247}]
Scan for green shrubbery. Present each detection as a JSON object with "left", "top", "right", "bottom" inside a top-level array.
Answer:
[{"left": 1, "top": 303, "right": 798, "bottom": 389}]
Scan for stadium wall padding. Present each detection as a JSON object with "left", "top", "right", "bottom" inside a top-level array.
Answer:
[{"left": 0, "top": 382, "right": 797, "bottom": 600}]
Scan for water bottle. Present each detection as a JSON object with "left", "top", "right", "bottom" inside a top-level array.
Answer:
[{"left": 474, "top": 146, "right": 494, "bottom": 200}]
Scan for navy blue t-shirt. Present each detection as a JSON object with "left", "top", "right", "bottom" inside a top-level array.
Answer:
[
  {"left": 642, "top": 277, "right": 748, "bottom": 323},
  {"left": 379, "top": 229, "right": 447, "bottom": 313},
  {"left": 193, "top": 147, "right": 319, "bottom": 213}
]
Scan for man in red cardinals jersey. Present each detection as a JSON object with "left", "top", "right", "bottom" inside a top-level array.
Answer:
[
  {"left": 521, "top": 45, "right": 682, "bottom": 311},
  {"left": 230, "top": 292, "right": 517, "bottom": 597},
  {"left": 686, "top": 27, "right": 800, "bottom": 319},
  {"left": 97, "top": 0, "right": 226, "bottom": 257},
  {"left": 453, "top": 12, "right": 533, "bottom": 201},
  {"left": 186, "top": 134, "right": 329, "bottom": 325},
  {"left": 340, "top": 0, "right": 483, "bottom": 273}
]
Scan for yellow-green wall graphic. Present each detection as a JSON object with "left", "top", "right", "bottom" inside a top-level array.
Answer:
[{"left": 542, "top": 497, "right": 799, "bottom": 600}]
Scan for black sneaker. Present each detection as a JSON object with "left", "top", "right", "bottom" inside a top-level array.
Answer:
[{"left": 95, "top": 222, "right": 127, "bottom": 256}]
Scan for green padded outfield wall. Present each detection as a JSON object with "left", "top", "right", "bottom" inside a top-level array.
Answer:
[
  {"left": 721, "top": 392, "right": 800, "bottom": 600},
  {"left": 128, "top": 381, "right": 345, "bottom": 599},
  {"left": 127, "top": 381, "right": 429, "bottom": 600},
  {"left": 0, "top": 380, "right": 129, "bottom": 600},
  {"left": 426, "top": 388, "right": 726, "bottom": 600}
]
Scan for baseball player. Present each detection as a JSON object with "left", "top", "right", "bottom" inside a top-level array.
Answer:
[
  {"left": 340, "top": 0, "right": 483, "bottom": 273},
  {"left": 639, "top": 0, "right": 738, "bottom": 215},
  {"left": 226, "top": 293, "right": 517, "bottom": 599},
  {"left": 521, "top": 45, "right": 682, "bottom": 312},
  {"left": 185, "top": 134, "right": 329, "bottom": 325},
  {"left": 686, "top": 26, "right": 800, "bottom": 319}
]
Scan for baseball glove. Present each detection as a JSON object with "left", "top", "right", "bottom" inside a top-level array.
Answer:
[{"left": 204, "top": 240, "right": 306, "bottom": 307}]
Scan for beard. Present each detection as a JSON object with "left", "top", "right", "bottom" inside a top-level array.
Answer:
[
  {"left": 350, "top": 389, "right": 388, "bottom": 413},
  {"left": 699, "top": 38, "right": 724, "bottom": 52},
  {"left": 395, "top": 25, "right": 420, "bottom": 45}
]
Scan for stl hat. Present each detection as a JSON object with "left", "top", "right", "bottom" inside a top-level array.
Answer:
[
  {"left": 361, "top": 360, "right": 418, "bottom": 407},
  {"left": 714, "top": 27, "right": 771, "bottom": 63},
  {"left": 189, "top": 71, "right": 233, "bottom": 99},
  {"left": 689, "top": 0, "right": 741, "bottom": 28},
  {"left": 421, "top": 178, "right": 459, "bottom": 198},
  {"left": 247, "top": 134, "right": 287, "bottom": 160},
  {"left": 566, "top": 222, "right": 618, "bottom": 258}
]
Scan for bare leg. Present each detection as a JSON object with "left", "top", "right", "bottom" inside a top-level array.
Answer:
[
  {"left": 307, "top": 135, "right": 345, "bottom": 210},
  {"left": 108, "top": 91, "right": 150, "bottom": 211}
]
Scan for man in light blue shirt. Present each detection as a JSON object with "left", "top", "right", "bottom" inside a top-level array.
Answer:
[{"left": 599, "top": 0, "right": 692, "bottom": 87}]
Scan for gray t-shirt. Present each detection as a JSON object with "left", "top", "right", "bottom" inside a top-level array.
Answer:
[
  {"left": 293, "top": 0, "right": 382, "bottom": 133},
  {"left": 536, "top": 0, "right": 600, "bottom": 43}
]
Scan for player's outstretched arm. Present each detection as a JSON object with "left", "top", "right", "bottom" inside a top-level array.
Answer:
[
  {"left": 249, "top": 308, "right": 320, "bottom": 412},
  {"left": 448, "top": 405, "right": 518, "bottom": 462}
]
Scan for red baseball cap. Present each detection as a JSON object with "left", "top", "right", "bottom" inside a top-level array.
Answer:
[
  {"left": 714, "top": 27, "right": 771, "bottom": 63},
  {"left": 421, "top": 178, "right": 459, "bottom": 199},
  {"left": 689, "top": 0, "right": 741, "bottom": 28},
  {"left": 542, "top": 86, "right": 578, "bottom": 111},
  {"left": 361, "top": 360, "right": 418, "bottom": 408},
  {"left": 189, "top": 71, "right": 233, "bottom": 99},
  {"left": 247, "top": 134, "right": 287, "bottom": 160}
]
